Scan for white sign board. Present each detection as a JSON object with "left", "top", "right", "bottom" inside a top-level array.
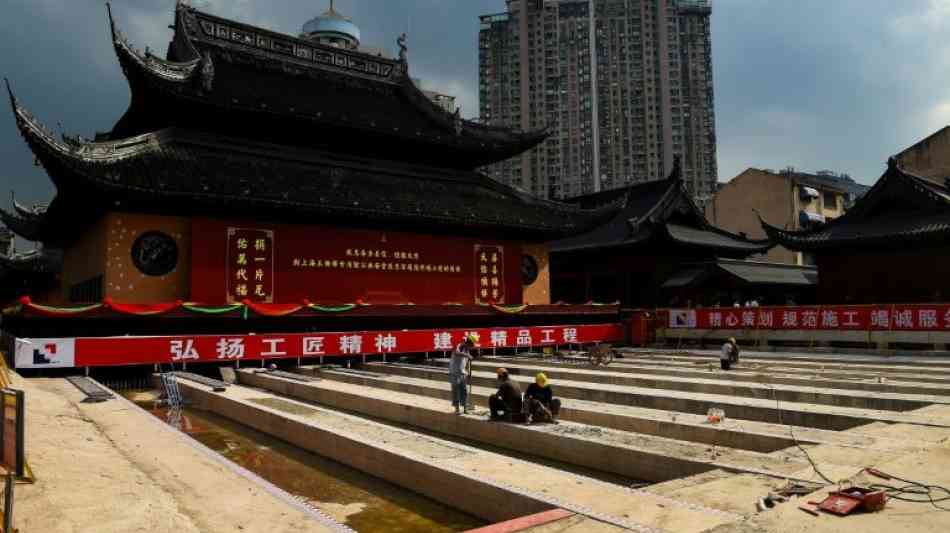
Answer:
[{"left": 14, "top": 338, "right": 76, "bottom": 369}]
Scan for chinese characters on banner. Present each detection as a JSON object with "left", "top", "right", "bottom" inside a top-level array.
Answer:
[
  {"left": 227, "top": 228, "right": 274, "bottom": 303},
  {"left": 668, "top": 305, "right": 950, "bottom": 332},
  {"left": 474, "top": 245, "right": 505, "bottom": 304},
  {"left": 292, "top": 247, "right": 462, "bottom": 275},
  {"left": 25, "top": 323, "right": 625, "bottom": 368}
]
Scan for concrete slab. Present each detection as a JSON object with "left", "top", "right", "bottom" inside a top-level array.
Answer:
[
  {"left": 419, "top": 360, "right": 950, "bottom": 411},
  {"left": 178, "top": 379, "right": 745, "bottom": 533},
  {"left": 467, "top": 356, "right": 950, "bottom": 393},
  {"left": 309, "top": 365, "right": 930, "bottom": 454},
  {"left": 351, "top": 364, "right": 950, "bottom": 431},
  {"left": 240, "top": 370, "right": 831, "bottom": 483},
  {"left": 14, "top": 376, "right": 338, "bottom": 533}
]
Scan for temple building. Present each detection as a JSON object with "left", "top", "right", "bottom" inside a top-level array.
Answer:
[
  {"left": 549, "top": 161, "right": 773, "bottom": 307},
  {"left": 762, "top": 158, "right": 950, "bottom": 304},
  {"left": 2, "top": 2, "right": 624, "bottom": 340}
]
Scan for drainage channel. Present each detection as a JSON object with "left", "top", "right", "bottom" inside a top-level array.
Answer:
[{"left": 122, "top": 390, "right": 485, "bottom": 533}]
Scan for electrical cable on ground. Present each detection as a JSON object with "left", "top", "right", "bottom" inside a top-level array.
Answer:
[{"left": 762, "top": 374, "right": 950, "bottom": 511}]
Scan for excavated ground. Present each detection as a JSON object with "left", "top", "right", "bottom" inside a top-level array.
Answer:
[{"left": 17, "top": 347, "right": 950, "bottom": 533}]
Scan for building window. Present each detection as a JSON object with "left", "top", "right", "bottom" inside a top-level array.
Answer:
[{"left": 823, "top": 191, "right": 837, "bottom": 209}]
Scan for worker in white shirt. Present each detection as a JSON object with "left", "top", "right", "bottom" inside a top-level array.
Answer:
[{"left": 720, "top": 337, "right": 740, "bottom": 370}]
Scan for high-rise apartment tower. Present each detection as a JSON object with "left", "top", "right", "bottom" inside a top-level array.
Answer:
[{"left": 479, "top": 0, "right": 717, "bottom": 200}]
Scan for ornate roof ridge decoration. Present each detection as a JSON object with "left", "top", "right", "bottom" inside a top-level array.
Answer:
[
  {"left": 108, "top": 3, "right": 202, "bottom": 85},
  {"left": 760, "top": 157, "right": 950, "bottom": 251},
  {"left": 180, "top": 3, "right": 404, "bottom": 83},
  {"left": 0, "top": 206, "right": 42, "bottom": 242},
  {"left": 11, "top": 192, "right": 47, "bottom": 219},
  {"left": 0, "top": 246, "right": 62, "bottom": 274},
  {"left": 8, "top": 82, "right": 158, "bottom": 165}
]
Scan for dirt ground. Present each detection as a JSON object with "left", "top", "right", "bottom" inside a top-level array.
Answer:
[{"left": 12, "top": 375, "right": 335, "bottom": 533}]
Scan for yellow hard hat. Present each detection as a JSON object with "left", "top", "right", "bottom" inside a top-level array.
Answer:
[
  {"left": 536, "top": 372, "right": 548, "bottom": 387},
  {"left": 466, "top": 332, "right": 480, "bottom": 345}
]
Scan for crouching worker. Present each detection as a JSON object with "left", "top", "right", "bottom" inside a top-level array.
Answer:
[
  {"left": 489, "top": 368, "right": 524, "bottom": 422},
  {"left": 524, "top": 372, "right": 561, "bottom": 424},
  {"left": 721, "top": 337, "right": 740, "bottom": 370}
]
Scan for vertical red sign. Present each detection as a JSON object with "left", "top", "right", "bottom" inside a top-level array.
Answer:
[
  {"left": 226, "top": 228, "right": 274, "bottom": 303},
  {"left": 474, "top": 245, "right": 505, "bottom": 304}
]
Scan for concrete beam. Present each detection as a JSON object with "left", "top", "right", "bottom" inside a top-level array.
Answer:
[
  {"left": 240, "top": 370, "right": 832, "bottom": 483},
  {"left": 177, "top": 379, "right": 743, "bottom": 532},
  {"left": 346, "top": 364, "right": 950, "bottom": 431},
  {"left": 433, "top": 360, "right": 950, "bottom": 407},
  {"left": 453, "top": 357, "right": 950, "bottom": 395},
  {"left": 306, "top": 365, "right": 925, "bottom": 454}
]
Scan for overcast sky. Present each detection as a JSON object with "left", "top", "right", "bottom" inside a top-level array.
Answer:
[{"left": 2, "top": 0, "right": 949, "bottom": 207}]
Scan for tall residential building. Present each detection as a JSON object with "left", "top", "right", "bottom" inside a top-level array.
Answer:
[{"left": 479, "top": 0, "right": 717, "bottom": 201}]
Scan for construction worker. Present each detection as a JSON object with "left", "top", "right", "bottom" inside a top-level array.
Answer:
[
  {"left": 721, "top": 337, "right": 740, "bottom": 370},
  {"left": 449, "top": 333, "right": 478, "bottom": 414},
  {"left": 524, "top": 372, "right": 561, "bottom": 423},
  {"left": 489, "top": 368, "right": 523, "bottom": 421}
]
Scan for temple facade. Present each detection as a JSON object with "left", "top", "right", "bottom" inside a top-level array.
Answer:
[
  {"left": 549, "top": 161, "right": 772, "bottom": 307},
  {"left": 762, "top": 158, "right": 950, "bottom": 304},
  {"left": 3, "top": 2, "right": 622, "bottom": 313}
]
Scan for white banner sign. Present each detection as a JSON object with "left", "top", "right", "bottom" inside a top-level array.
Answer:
[{"left": 14, "top": 338, "right": 76, "bottom": 369}]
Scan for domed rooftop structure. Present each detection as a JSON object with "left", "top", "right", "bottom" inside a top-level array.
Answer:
[{"left": 301, "top": 0, "right": 361, "bottom": 50}]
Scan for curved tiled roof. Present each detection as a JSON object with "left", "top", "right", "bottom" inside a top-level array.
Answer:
[
  {"left": 7, "top": 88, "right": 619, "bottom": 242},
  {"left": 552, "top": 166, "right": 771, "bottom": 257},
  {"left": 761, "top": 158, "right": 950, "bottom": 251}
]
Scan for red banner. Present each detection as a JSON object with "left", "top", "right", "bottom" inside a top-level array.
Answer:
[
  {"left": 14, "top": 324, "right": 623, "bottom": 369},
  {"left": 192, "top": 218, "right": 521, "bottom": 305},
  {"left": 668, "top": 305, "right": 950, "bottom": 331}
]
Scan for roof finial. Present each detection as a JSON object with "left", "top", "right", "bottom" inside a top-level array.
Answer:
[
  {"left": 4, "top": 78, "right": 17, "bottom": 111},
  {"left": 669, "top": 154, "right": 683, "bottom": 182},
  {"left": 397, "top": 33, "right": 408, "bottom": 63},
  {"left": 106, "top": 3, "right": 118, "bottom": 43},
  {"left": 887, "top": 156, "right": 898, "bottom": 171}
]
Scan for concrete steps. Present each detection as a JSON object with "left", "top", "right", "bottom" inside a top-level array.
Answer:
[
  {"left": 352, "top": 363, "right": 950, "bottom": 430},
  {"left": 472, "top": 356, "right": 950, "bottom": 393},
  {"left": 312, "top": 364, "right": 924, "bottom": 454},
  {"left": 177, "top": 377, "right": 745, "bottom": 533},
  {"left": 240, "top": 370, "right": 840, "bottom": 484},
  {"left": 424, "top": 360, "right": 950, "bottom": 411}
]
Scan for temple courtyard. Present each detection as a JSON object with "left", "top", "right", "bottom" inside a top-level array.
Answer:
[{"left": 13, "top": 348, "right": 950, "bottom": 533}]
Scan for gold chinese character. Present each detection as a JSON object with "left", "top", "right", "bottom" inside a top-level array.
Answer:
[
  {"left": 255, "top": 269, "right": 264, "bottom": 281},
  {"left": 480, "top": 288, "right": 489, "bottom": 298},
  {"left": 236, "top": 268, "right": 248, "bottom": 281},
  {"left": 480, "top": 265, "right": 488, "bottom": 274},
  {"left": 481, "top": 277, "right": 489, "bottom": 287},
  {"left": 254, "top": 284, "right": 266, "bottom": 297},
  {"left": 481, "top": 252, "right": 488, "bottom": 262},
  {"left": 491, "top": 253, "right": 498, "bottom": 263},
  {"left": 491, "top": 277, "right": 499, "bottom": 287},
  {"left": 310, "top": 259, "right": 317, "bottom": 267},
  {"left": 381, "top": 251, "right": 388, "bottom": 258},
  {"left": 492, "top": 265, "right": 498, "bottom": 275},
  {"left": 254, "top": 238, "right": 266, "bottom": 251},
  {"left": 293, "top": 258, "right": 300, "bottom": 267},
  {"left": 237, "top": 238, "right": 248, "bottom": 250},
  {"left": 236, "top": 284, "right": 248, "bottom": 297},
  {"left": 413, "top": 253, "right": 419, "bottom": 260},
  {"left": 237, "top": 253, "right": 248, "bottom": 266},
  {"left": 492, "top": 288, "right": 500, "bottom": 299}
]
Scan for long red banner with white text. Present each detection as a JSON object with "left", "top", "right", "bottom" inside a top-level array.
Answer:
[
  {"left": 668, "top": 305, "right": 950, "bottom": 331},
  {"left": 13, "top": 324, "right": 624, "bottom": 369}
]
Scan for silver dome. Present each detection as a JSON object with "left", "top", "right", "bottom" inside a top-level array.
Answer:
[{"left": 302, "top": 3, "right": 361, "bottom": 45}]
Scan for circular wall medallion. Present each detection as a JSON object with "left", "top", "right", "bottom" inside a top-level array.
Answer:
[
  {"left": 131, "top": 231, "right": 179, "bottom": 276},
  {"left": 521, "top": 254, "right": 539, "bottom": 286}
]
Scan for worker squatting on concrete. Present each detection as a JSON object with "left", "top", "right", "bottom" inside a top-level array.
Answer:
[
  {"left": 524, "top": 372, "right": 561, "bottom": 424},
  {"left": 449, "top": 333, "right": 479, "bottom": 414},
  {"left": 721, "top": 337, "right": 740, "bottom": 370},
  {"left": 489, "top": 368, "right": 524, "bottom": 422}
]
